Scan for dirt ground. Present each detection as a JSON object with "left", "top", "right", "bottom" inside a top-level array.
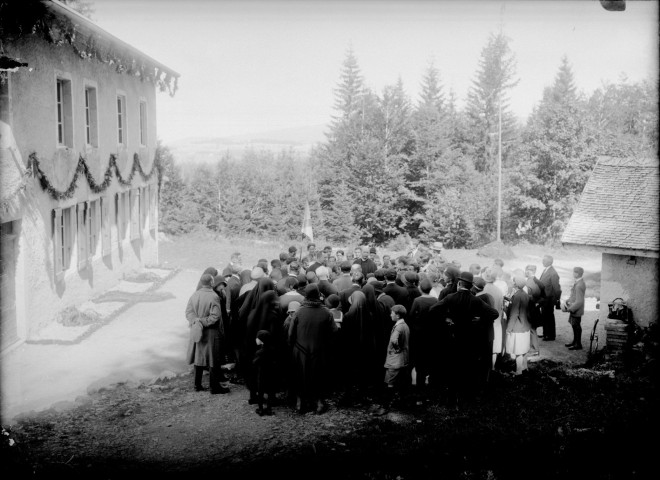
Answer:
[
  {"left": 3, "top": 357, "right": 658, "bottom": 479},
  {"left": 2, "top": 234, "right": 656, "bottom": 478}
]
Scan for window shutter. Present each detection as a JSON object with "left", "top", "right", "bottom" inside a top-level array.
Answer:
[
  {"left": 77, "top": 202, "right": 88, "bottom": 270},
  {"left": 53, "top": 208, "right": 63, "bottom": 282},
  {"left": 130, "top": 189, "right": 139, "bottom": 240},
  {"left": 149, "top": 184, "right": 157, "bottom": 230},
  {"left": 94, "top": 199, "right": 101, "bottom": 254},
  {"left": 86, "top": 201, "right": 93, "bottom": 264},
  {"left": 124, "top": 191, "right": 131, "bottom": 240},
  {"left": 139, "top": 187, "right": 146, "bottom": 237},
  {"left": 102, "top": 197, "right": 111, "bottom": 256}
]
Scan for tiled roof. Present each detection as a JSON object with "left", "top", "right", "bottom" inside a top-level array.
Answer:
[{"left": 561, "top": 156, "right": 659, "bottom": 252}]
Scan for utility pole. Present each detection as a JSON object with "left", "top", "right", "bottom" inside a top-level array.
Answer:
[{"left": 497, "top": 93, "right": 502, "bottom": 243}]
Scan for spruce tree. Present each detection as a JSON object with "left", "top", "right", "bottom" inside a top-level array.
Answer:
[{"left": 464, "top": 31, "right": 519, "bottom": 174}]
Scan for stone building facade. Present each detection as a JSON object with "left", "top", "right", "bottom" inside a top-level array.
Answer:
[{"left": 0, "top": 0, "right": 179, "bottom": 349}]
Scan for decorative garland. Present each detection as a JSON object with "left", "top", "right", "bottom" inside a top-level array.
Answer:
[
  {"left": 28, "top": 151, "right": 160, "bottom": 201},
  {"left": 1, "top": 1, "right": 178, "bottom": 96}
]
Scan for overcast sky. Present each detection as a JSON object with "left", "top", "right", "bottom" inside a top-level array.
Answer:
[{"left": 91, "top": 0, "right": 658, "bottom": 144}]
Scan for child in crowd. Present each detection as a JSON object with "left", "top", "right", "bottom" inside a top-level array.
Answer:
[{"left": 384, "top": 305, "right": 411, "bottom": 397}]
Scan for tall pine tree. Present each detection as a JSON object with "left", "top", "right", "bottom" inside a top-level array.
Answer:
[{"left": 464, "top": 31, "right": 519, "bottom": 174}]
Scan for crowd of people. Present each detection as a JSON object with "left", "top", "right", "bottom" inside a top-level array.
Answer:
[{"left": 185, "top": 241, "right": 586, "bottom": 414}]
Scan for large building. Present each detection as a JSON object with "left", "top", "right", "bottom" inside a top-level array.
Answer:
[
  {"left": 561, "top": 156, "right": 659, "bottom": 329},
  {"left": 0, "top": 0, "right": 179, "bottom": 350}
]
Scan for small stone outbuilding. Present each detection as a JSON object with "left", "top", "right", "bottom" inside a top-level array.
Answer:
[{"left": 561, "top": 156, "right": 659, "bottom": 352}]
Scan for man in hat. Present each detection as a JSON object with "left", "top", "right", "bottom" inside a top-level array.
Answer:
[
  {"left": 427, "top": 271, "right": 498, "bottom": 408},
  {"left": 564, "top": 266, "right": 586, "bottom": 350}
]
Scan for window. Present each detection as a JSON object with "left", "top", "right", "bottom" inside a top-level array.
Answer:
[
  {"left": 130, "top": 188, "right": 140, "bottom": 240},
  {"left": 139, "top": 100, "right": 147, "bottom": 146},
  {"left": 101, "top": 196, "right": 111, "bottom": 256},
  {"left": 56, "top": 78, "right": 73, "bottom": 147},
  {"left": 53, "top": 206, "right": 74, "bottom": 281},
  {"left": 88, "top": 199, "right": 100, "bottom": 257},
  {"left": 84, "top": 86, "right": 99, "bottom": 147},
  {"left": 117, "top": 94, "right": 127, "bottom": 145}
]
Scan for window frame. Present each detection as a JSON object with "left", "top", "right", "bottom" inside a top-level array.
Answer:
[
  {"left": 53, "top": 206, "right": 74, "bottom": 282},
  {"left": 139, "top": 98, "right": 148, "bottom": 147},
  {"left": 84, "top": 81, "right": 99, "bottom": 148},
  {"left": 55, "top": 72, "right": 74, "bottom": 148},
  {"left": 116, "top": 91, "right": 127, "bottom": 146}
]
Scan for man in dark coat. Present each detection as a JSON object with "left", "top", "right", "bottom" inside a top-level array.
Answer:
[
  {"left": 338, "top": 272, "right": 363, "bottom": 315},
  {"left": 383, "top": 268, "right": 409, "bottom": 306},
  {"left": 288, "top": 284, "right": 337, "bottom": 414},
  {"left": 352, "top": 246, "right": 377, "bottom": 276},
  {"left": 539, "top": 255, "right": 561, "bottom": 341},
  {"left": 186, "top": 274, "right": 230, "bottom": 394},
  {"left": 333, "top": 261, "right": 353, "bottom": 292},
  {"left": 427, "top": 272, "right": 498, "bottom": 408}
]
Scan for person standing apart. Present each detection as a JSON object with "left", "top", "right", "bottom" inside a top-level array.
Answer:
[
  {"left": 564, "top": 267, "right": 586, "bottom": 350},
  {"left": 539, "top": 255, "right": 561, "bottom": 341},
  {"left": 186, "top": 274, "right": 230, "bottom": 394}
]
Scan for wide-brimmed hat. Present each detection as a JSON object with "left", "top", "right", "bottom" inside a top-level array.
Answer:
[
  {"left": 431, "top": 241, "right": 443, "bottom": 251},
  {"left": 457, "top": 271, "right": 474, "bottom": 284}
]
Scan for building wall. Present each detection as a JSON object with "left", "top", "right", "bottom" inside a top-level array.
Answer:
[
  {"left": 601, "top": 253, "right": 658, "bottom": 327},
  {"left": 1, "top": 35, "right": 160, "bottom": 341}
]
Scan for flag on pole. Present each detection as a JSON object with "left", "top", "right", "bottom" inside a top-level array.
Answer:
[{"left": 301, "top": 200, "right": 313, "bottom": 242}]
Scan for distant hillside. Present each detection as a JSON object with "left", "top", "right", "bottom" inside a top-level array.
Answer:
[{"left": 166, "top": 124, "right": 328, "bottom": 164}]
